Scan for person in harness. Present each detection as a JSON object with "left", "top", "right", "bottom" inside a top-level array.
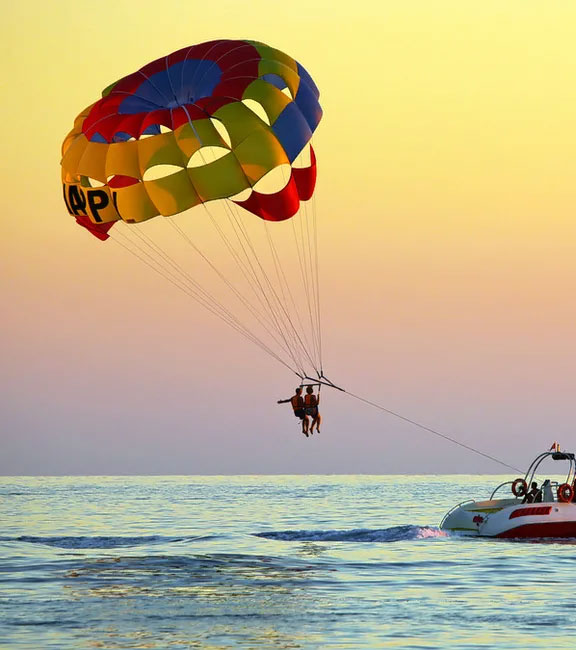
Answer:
[
  {"left": 278, "top": 387, "right": 310, "bottom": 436},
  {"left": 304, "top": 385, "right": 321, "bottom": 434}
]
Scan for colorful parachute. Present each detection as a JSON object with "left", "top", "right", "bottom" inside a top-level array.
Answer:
[
  {"left": 61, "top": 40, "right": 325, "bottom": 382},
  {"left": 61, "top": 40, "right": 322, "bottom": 240}
]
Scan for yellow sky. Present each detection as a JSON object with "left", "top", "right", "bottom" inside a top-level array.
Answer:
[{"left": 2, "top": 1, "right": 576, "bottom": 474}]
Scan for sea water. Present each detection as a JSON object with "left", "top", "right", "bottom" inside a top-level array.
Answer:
[{"left": 1, "top": 475, "right": 575, "bottom": 649}]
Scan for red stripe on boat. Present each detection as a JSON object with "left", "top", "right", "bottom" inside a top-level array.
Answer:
[
  {"left": 497, "top": 521, "right": 576, "bottom": 538},
  {"left": 509, "top": 506, "right": 552, "bottom": 520}
]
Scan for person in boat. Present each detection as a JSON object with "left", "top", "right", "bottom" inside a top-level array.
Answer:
[
  {"left": 277, "top": 387, "right": 309, "bottom": 436},
  {"left": 304, "top": 385, "right": 321, "bottom": 434},
  {"left": 523, "top": 481, "right": 542, "bottom": 504}
]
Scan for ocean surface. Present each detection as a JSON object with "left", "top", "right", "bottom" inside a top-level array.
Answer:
[{"left": 1, "top": 475, "right": 575, "bottom": 649}]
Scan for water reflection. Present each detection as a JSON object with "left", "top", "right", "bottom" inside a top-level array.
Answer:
[{"left": 60, "top": 553, "right": 322, "bottom": 649}]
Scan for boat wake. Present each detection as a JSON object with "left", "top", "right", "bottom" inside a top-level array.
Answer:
[
  {"left": 254, "top": 525, "right": 447, "bottom": 543},
  {"left": 0, "top": 535, "right": 214, "bottom": 549}
]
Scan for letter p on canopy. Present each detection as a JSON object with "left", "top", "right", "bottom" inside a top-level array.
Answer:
[{"left": 63, "top": 184, "right": 120, "bottom": 224}]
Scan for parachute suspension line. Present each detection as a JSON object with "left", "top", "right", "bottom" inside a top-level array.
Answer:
[
  {"left": 111, "top": 229, "right": 208, "bottom": 302},
  {"left": 264, "top": 203, "right": 321, "bottom": 375},
  {"left": 131, "top": 224, "right": 303, "bottom": 374},
  {"left": 126, "top": 224, "right": 262, "bottom": 333},
  {"left": 262, "top": 219, "right": 317, "bottom": 366},
  {"left": 223, "top": 202, "right": 301, "bottom": 348},
  {"left": 278, "top": 154, "right": 320, "bottom": 373},
  {"left": 168, "top": 215, "right": 288, "bottom": 342},
  {"left": 309, "top": 188, "right": 323, "bottom": 374},
  {"left": 111, "top": 229, "right": 240, "bottom": 341},
  {"left": 211, "top": 202, "right": 308, "bottom": 377},
  {"left": 165, "top": 217, "right": 301, "bottom": 367},
  {"left": 203, "top": 201, "right": 309, "bottom": 378},
  {"left": 290, "top": 215, "right": 320, "bottom": 371},
  {"left": 113, "top": 227, "right": 217, "bottom": 307},
  {"left": 261, "top": 214, "right": 319, "bottom": 377},
  {"left": 343, "top": 389, "right": 522, "bottom": 473},
  {"left": 226, "top": 200, "right": 320, "bottom": 375},
  {"left": 301, "top": 198, "right": 322, "bottom": 372},
  {"left": 112, "top": 226, "right": 284, "bottom": 363},
  {"left": 256, "top": 219, "right": 310, "bottom": 376},
  {"left": 205, "top": 205, "right": 273, "bottom": 314},
  {"left": 210, "top": 197, "right": 305, "bottom": 374},
  {"left": 219, "top": 202, "right": 295, "bottom": 338},
  {"left": 110, "top": 225, "right": 299, "bottom": 376},
  {"left": 223, "top": 200, "right": 313, "bottom": 377},
  {"left": 295, "top": 203, "right": 317, "bottom": 368}
]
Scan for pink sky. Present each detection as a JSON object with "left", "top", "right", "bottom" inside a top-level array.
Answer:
[{"left": 3, "top": 1, "right": 576, "bottom": 475}]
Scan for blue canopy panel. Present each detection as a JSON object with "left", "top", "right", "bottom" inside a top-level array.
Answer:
[
  {"left": 118, "top": 60, "right": 223, "bottom": 114},
  {"left": 272, "top": 103, "right": 313, "bottom": 163},
  {"left": 294, "top": 79, "right": 323, "bottom": 132},
  {"left": 260, "top": 73, "right": 288, "bottom": 91},
  {"left": 297, "top": 62, "right": 320, "bottom": 99}
]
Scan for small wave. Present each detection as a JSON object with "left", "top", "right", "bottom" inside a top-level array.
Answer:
[
  {"left": 0, "top": 535, "right": 200, "bottom": 549},
  {"left": 254, "top": 525, "right": 447, "bottom": 543}
]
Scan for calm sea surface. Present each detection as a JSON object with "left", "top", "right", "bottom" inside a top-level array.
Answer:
[{"left": 1, "top": 475, "right": 575, "bottom": 649}]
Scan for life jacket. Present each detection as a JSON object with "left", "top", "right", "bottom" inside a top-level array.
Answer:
[
  {"left": 291, "top": 395, "right": 303, "bottom": 410},
  {"left": 305, "top": 394, "right": 317, "bottom": 407}
]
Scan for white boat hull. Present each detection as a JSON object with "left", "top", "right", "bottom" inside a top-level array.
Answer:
[{"left": 441, "top": 499, "right": 576, "bottom": 538}]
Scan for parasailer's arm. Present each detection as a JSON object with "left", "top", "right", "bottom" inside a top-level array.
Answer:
[{"left": 277, "top": 398, "right": 291, "bottom": 404}]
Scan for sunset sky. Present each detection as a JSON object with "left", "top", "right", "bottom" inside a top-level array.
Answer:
[{"left": 3, "top": 1, "right": 576, "bottom": 475}]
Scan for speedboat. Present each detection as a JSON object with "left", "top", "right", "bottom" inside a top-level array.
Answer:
[{"left": 440, "top": 451, "right": 576, "bottom": 538}]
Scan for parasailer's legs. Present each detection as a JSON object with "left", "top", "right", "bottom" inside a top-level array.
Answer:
[
  {"left": 302, "top": 414, "right": 310, "bottom": 436},
  {"left": 311, "top": 413, "right": 321, "bottom": 434},
  {"left": 305, "top": 386, "right": 320, "bottom": 435}
]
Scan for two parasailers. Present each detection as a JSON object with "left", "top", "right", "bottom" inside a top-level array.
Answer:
[{"left": 277, "top": 385, "right": 322, "bottom": 437}]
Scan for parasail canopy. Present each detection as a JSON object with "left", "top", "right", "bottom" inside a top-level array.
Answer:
[{"left": 61, "top": 39, "right": 322, "bottom": 239}]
